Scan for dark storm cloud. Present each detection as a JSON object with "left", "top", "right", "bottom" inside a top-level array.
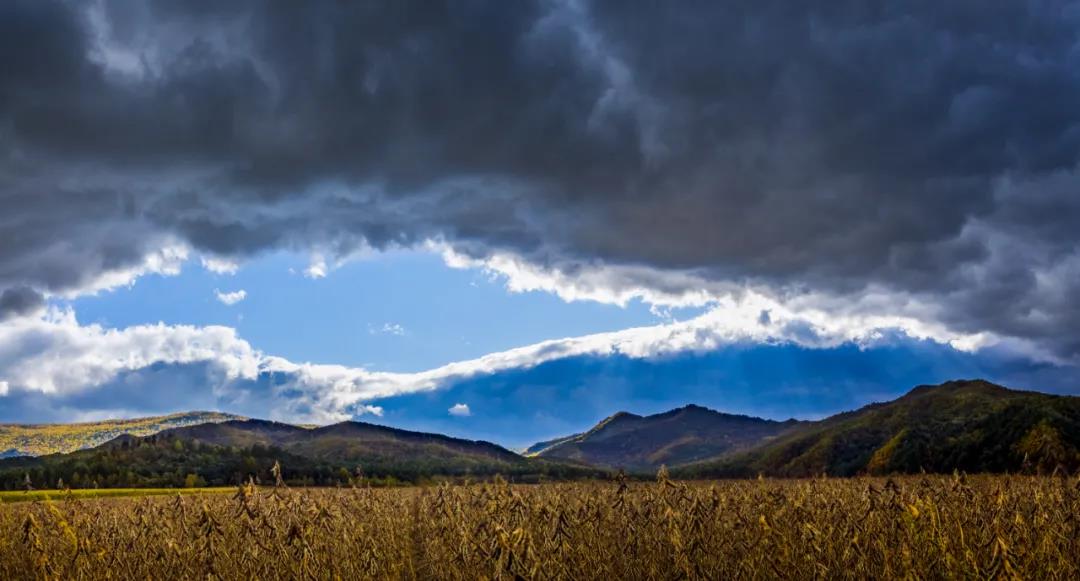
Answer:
[{"left": 2, "top": 0, "right": 1080, "bottom": 356}]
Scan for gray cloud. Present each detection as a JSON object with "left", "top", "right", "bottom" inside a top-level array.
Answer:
[
  {"left": 0, "top": 286, "right": 44, "bottom": 321},
  {"left": 2, "top": 1, "right": 1080, "bottom": 357}
]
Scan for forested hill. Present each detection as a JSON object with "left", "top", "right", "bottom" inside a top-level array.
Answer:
[
  {"left": 0, "top": 411, "right": 243, "bottom": 457},
  {"left": 677, "top": 380, "right": 1080, "bottom": 478}
]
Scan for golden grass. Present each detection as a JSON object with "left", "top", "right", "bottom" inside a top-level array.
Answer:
[
  {"left": 0, "top": 487, "right": 236, "bottom": 504},
  {"left": 1, "top": 473, "right": 1078, "bottom": 579}
]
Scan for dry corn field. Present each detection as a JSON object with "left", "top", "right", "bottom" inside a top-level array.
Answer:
[{"left": 1, "top": 472, "right": 1079, "bottom": 580}]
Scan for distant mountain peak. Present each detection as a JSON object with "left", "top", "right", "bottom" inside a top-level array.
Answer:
[
  {"left": 606, "top": 411, "right": 642, "bottom": 421},
  {"left": 535, "top": 403, "right": 803, "bottom": 470},
  {"left": 662, "top": 403, "right": 714, "bottom": 416},
  {"left": 901, "top": 379, "right": 1018, "bottom": 400},
  {"left": 586, "top": 411, "right": 641, "bottom": 432}
]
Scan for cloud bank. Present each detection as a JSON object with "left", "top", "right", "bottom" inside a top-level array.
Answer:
[
  {"left": 0, "top": 0, "right": 1079, "bottom": 362},
  {"left": 0, "top": 293, "right": 1064, "bottom": 426}
]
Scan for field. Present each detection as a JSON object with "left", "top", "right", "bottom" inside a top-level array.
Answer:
[
  {"left": 1, "top": 473, "right": 1078, "bottom": 579},
  {"left": 0, "top": 487, "right": 236, "bottom": 504}
]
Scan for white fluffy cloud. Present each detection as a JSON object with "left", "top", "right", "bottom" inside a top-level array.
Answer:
[
  {"left": 448, "top": 403, "right": 471, "bottom": 417},
  {"left": 214, "top": 289, "right": 247, "bottom": 306},
  {"left": 0, "top": 308, "right": 260, "bottom": 396}
]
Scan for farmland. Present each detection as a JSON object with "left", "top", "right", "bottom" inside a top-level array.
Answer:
[
  {"left": 1, "top": 473, "right": 1078, "bottom": 579},
  {"left": 0, "top": 487, "right": 235, "bottom": 504}
]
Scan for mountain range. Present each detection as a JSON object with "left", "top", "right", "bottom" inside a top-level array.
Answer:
[
  {"left": 1, "top": 380, "right": 1078, "bottom": 489},
  {"left": 530, "top": 379, "right": 1080, "bottom": 477},
  {"left": 0, "top": 416, "right": 592, "bottom": 489}
]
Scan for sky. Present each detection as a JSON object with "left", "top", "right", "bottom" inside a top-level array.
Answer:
[{"left": 2, "top": 0, "right": 1080, "bottom": 449}]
